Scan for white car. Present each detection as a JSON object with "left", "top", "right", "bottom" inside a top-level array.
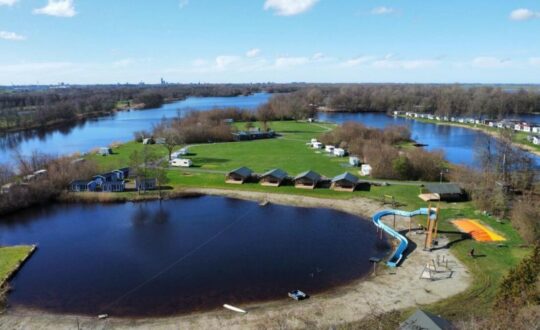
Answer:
[{"left": 170, "top": 158, "right": 193, "bottom": 167}]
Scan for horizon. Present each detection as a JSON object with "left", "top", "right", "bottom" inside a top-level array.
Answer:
[{"left": 1, "top": 0, "right": 540, "bottom": 84}]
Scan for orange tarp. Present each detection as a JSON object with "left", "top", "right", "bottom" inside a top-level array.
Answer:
[{"left": 452, "top": 219, "right": 505, "bottom": 242}]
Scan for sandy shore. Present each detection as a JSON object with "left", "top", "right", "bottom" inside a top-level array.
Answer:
[{"left": 0, "top": 190, "right": 471, "bottom": 329}]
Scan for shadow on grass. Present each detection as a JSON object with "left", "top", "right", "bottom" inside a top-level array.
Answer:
[{"left": 193, "top": 157, "right": 230, "bottom": 164}]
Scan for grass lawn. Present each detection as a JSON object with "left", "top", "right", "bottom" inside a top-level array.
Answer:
[
  {"left": 0, "top": 245, "right": 34, "bottom": 285},
  {"left": 83, "top": 119, "right": 530, "bottom": 321}
]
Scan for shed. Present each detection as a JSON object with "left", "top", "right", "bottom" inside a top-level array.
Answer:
[
  {"left": 136, "top": 178, "right": 158, "bottom": 191},
  {"left": 424, "top": 183, "right": 463, "bottom": 201},
  {"left": 260, "top": 169, "right": 288, "bottom": 187},
  {"left": 349, "top": 156, "right": 360, "bottom": 167},
  {"left": 294, "top": 170, "right": 321, "bottom": 189},
  {"left": 331, "top": 172, "right": 359, "bottom": 192},
  {"left": 226, "top": 167, "right": 253, "bottom": 184},
  {"left": 99, "top": 147, "right": 112, "bottom": 156},
  {"left": 399, "top": 309, "right": 452, "bottom": 330},
  {"left": 69, "top": 180, "right": 89, "bottom": 192}
]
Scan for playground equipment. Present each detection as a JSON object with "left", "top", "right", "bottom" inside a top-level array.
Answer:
[{"left": 372, "top": 207, "right": 438, "bottom": 267}]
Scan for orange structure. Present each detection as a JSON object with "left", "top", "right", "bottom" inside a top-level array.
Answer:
[{"left": 452, "top": 219, "right": 505, "bottom": 242}]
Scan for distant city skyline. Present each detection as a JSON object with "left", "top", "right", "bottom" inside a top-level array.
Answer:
[{"left": 1, "top": 0, "right": 540, "bottom": 84}]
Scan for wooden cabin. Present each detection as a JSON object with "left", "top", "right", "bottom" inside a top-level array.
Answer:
[
  {"left": 226, "top": 167, "right": 253, "bottom": 184},
  {"left": 260, "top": 169, "right": 288, "bottom": 187},
  {"left": 424, "top": 183, "right": 464, "bottom": 201},
  {"left": 331, "top": 172, "right": 359, "bottom": 192},
  {"left": 293, "top": 170, "right": 321, "bottom": 190}
]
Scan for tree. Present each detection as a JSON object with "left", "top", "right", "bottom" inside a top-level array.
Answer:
[{"left": 161, "top": 128, "right": 185, "bottom": 161}]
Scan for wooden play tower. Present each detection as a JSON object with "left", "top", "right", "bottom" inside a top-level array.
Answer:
[{"left": 423, "top": 202, "right": 440, "bottom": 251}]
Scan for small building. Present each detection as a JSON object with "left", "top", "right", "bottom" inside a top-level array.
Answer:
[
  {"left": 142, "top": 138, "right": 155, "bottom": 145},
  {"left": 225, "top": 167, "right": 253, "bottom": 184},
  {"left": 325, "top": 145, "right": 335, "bottom": 153},
  {"left": 259, "top": 168, "right": 288, "bottom": 187},
  {"left": 532, "top": 136, "right": 540, "bottom": 145},
  {"left": 293, "top": 170, "right": 321, "bottom": 190},
  {"left": 360, "top": 164, "right": 372, "bottom": 176},
  {"left": 102, "top": 181, "right": 125, "bottom": 192},
  {"left": 331, "top": 172, "right": 359, "bottom": 192},
  {"left": 399, "top": 309, "right": 452, "bottom": 330},
  {"left": 136, "top": 178, "right": 158, "bottom": 191},
  {"left": 232, "top": 130, "right": 275, "bottom": 141},
  {"left": 333, "top": 148, "right": 346, "bottom": 157},
  {"left": 69, "top": 180, "right": 89, "bottom": 192},
  {"left": 424, "top": 183, "right": 464, "bottom": 201},
  {"left": 532, "top": 126, "right": 540, "bottom": 134},
  {"left": 99, "top": 147, "right": 112, "bottom": 156},
  {"left": 349, "top": 156, "right": 360, "bottom": 167}
]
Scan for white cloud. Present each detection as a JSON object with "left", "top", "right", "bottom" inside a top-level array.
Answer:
[
  {"left": 179, "top": 0, "right": 189, "bottom": 9},
  {"left": 471, "top": 56, "right": 511, "bottom": 68},
  {"left": 372, "top": 58, "right": 439, "bottom": 70},
  {"left": 264, "top": 0, "right": 318, "bottom": 16},
  {"left": 33, "top": 0, "right": 77, "bottom": 18},
  {"left": 246, "top": 48, "right": 261, "bottom": 58},
  {"left": 215, "top": 55, "right": 241, "bottom": 70},
  {"left": 371, "top": 6, "right": 395, "bottom": 15},
  {"left": 0, "top": 30, "right": 26, "bottom": 41},
  {"left": 0, "top": 0, "right": 18, "bottom": 6},
  {"left": 509, "top": 8, "right": 540, "bottom": 21},
  {"left": 529, "top": 57, "right": 540, "bottom": 66},
  {"left": 312, "top": 52, "right": 325, "bottom": 60},
  {"left": 274, "top": 56, "right": 310, "bottom": 68},
  {"left": 342, "top": 56, "right": 374, "bottom": 67}
]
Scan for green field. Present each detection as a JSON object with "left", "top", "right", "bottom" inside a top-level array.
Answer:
[
  {"left": 0, "top": 246, "right": 34, "bottom": 285},
  {"left": 84, "top": 119, "right": 529, "bottom": 321}
]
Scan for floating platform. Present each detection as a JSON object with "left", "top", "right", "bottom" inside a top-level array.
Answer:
[{"left": 452, "top": 219, "right": 505, "bottom": 242}]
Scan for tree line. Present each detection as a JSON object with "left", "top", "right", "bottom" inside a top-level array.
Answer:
[
  {"left": 0, "top": 83, "right": 300, "bottom": 132},
  {"left": 263, "top": 85, "right": 540, "bottom": 119}
]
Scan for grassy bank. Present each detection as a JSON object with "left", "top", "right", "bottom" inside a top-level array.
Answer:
[
  {"left": 82, "top": 120, "right": 529, "bottom": 322},
  {"left": 0, "top": 245, "right": 36, "bottom": 309}
]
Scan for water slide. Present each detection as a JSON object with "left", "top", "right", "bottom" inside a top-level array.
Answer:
[{"left": 372, "top": 208, "right": 436, "bottom": 267}]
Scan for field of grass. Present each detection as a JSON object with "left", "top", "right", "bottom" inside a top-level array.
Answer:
[
  {"left": 0, "top": 246, "right": 34, "bottom": 285},
  {"left": 83, "top": 119, "right": 529, "bottom": 321}
]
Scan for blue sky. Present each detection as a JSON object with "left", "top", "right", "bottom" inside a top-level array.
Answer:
[{"left": 1, "top": 0, "right": 540, "bottom": 84}]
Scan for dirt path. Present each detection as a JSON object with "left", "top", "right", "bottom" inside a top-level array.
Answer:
[{"left": 0, "top": 190, "right": 471, "bottom": 329}]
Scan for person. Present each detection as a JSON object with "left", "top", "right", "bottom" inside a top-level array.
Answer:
[{"left": 469, "top": 248, "right": 475, "bottom": 258}]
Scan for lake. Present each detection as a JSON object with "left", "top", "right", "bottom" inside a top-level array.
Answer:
[
  {"left": 0, "top": 196, "right": 389, "bottom": 317},
  {"left": 0, "top": 93, "right": 271, "bottom": 165},
  {"left": 318, "top": 112, "right": 540, "bottom": 168}
]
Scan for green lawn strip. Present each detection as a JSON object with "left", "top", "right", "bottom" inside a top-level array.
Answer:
[{"left": 0, "top": 245, "right": 35, "bottom": 286}]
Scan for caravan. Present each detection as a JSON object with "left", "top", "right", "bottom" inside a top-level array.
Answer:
[{"left": 170, "top": 158, "right": 193, "bottom": 167}]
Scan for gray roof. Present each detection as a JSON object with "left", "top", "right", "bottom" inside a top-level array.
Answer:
[
  {"left": 294, "top": 170, "right": 321, "bottom": 182},
  {"left": 332, "top": 172, "right": 359, "bottom": 184},
  {"left": 261, "top": 168, "right": 288, "bottom": 180},
  {"left": 425, "top": 183, "right": 462, "bottom": 195},
  {"left": 400, "top": 310, "right": 452, "bottom": 330},
  {"left": 228, "top": 167, "right": 253, "bottom": 178}
]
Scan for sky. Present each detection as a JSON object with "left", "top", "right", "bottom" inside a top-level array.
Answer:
[{"left": 0, "top": 0, "right": 540, "bottom": 85}]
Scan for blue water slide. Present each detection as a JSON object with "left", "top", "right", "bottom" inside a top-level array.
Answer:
[{"left": 372, "top": 208, "right": 435, "bottom": 267}]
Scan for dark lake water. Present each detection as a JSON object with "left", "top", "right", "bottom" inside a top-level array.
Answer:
[
  {"left": 0, "top": 196, "right": 389, "bottom": 317},
  {"left": 0, "top": 93, "right": 271, "bottom": 165},
  {"left": 318, "top": 112, "right": 540, "bottom": 168}
]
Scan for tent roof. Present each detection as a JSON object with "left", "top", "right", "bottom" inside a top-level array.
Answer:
[
  {"left": 228, "top": 167, "right": 253, "bottom": 178},
  {"left": 332, "top": 172, "right": 359, "bottom": 183},
  {"left": 261, "top": 168, "right": 288, "bottom": 180},
  {"left": 294, "top": 170, "right": 321, "bottom": 182},
  {"left": 400, "top": 309, "right": 452, "bottom": 330},
  {"left": 425, "top": 183, "right": 462, "bottom": 195}
]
